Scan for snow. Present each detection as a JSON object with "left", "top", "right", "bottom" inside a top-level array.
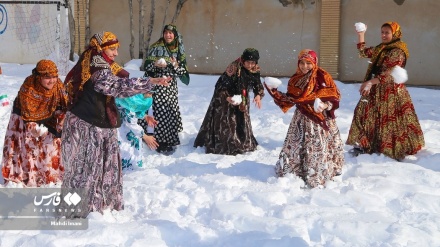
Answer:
[
  {"left": 231, "top": 95, "right": 242, "bottom": 104},
  {"left": 264, "top": 76, "right": 282, "bottom": 89},
  {"left": 0, "top": 59, "right": 439, "bottom": 246},
  {"left": 355, "top": 22, "right": 367, "bottom": 32},
  {"left": 391, "top": 66, "right": 408, "bottom": 84}
]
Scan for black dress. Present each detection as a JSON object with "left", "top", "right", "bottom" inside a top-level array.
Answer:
[{"left": 194, "top": 58, "right": 264, "bottom": 155}]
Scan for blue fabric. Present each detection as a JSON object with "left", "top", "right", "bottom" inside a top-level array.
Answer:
[{"left": 116, "top": 94, "right": 153, "bottom": 119}]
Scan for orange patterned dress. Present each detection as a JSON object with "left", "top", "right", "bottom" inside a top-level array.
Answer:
[
  {"left": 2, "top": 61, "right": 67, "bottom": 187},
  {"left": 346, "top": 39, "right": 424, "bottom": 160}
]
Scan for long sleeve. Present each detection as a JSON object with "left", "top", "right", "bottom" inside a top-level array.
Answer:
[
  {"left": 92, "top": 69, "right": 155, "bottom": 98},
  {"left": 357, "top": 42, "right": 374, "bottom": 58},
  {"left": 377, "top": 48, "right": 406, "bottom": 84},
  {"left": 251, "top": 76, "right": 265, "bottom": 99},
  {"left": 214, "top": 73, "right": 235, "bottom": 94},
  {"left": 264, "top": 85, "right": 296, "bottom": 113}
]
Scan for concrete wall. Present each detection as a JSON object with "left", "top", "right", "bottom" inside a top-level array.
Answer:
[
  {"left": 1, "top": 1, "right": 439, "bottom": 85},
  {"left": 89, "top": 0, "right": 320, "bottom": 78},
  {"left": 339, "top": 0, "right": 440, "bottom": 86}
]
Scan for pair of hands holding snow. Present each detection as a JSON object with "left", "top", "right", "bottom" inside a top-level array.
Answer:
[
  {"left": 313, "top": 98, "right": 332, "bottom": 113},
  {"left": 28, "top": 122, "right": 48, "bottom": 139},
  {"left": 149, "top": 76, "right": 172, "bottom": 86},
  {"left": 149, "top": 58, "right": 177, "bottom": 87},
  {"left": 154, "top": 57, "right": 178, "bottom": 69}
]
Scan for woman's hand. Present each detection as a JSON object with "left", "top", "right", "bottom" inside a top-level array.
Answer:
[
  {"left": 150, "top": 76, "right": 171, "bottom": 86},
  {"left": 253, "top": 95, "right": 262, "bottom": 109},
  {"left": 143, "top": 134, "right": 159, "bottom": 150},
  {"left": 313, "top": 98, "right": 328, "bottom": 113},
  {"left": 356, "top": 26, "right": 367, "bottom": 34},
  {"left": 27, "top": 122, "right": 48, "bottom": 139},
  {"left": 27, "top": 122, "right": 40, "bottom": 138},
  {"left": 170, "top": 57, "right": 178, "bottom": 68},
  {"left": 359, "top": 80, "right": 373, "bottom": 96},
  {"left": 144, "top": 115, "right": 158, "bottom": 128},
  {"left": 55, "top": 110, "right": 65, "bottom": 132},
  {"left": 355, "top": 24, "right": 366, "bottom": 43}
]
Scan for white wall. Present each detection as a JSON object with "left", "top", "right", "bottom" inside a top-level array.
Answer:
[{"left": 0, "top": 2, "right": 70, "bottom": 75}]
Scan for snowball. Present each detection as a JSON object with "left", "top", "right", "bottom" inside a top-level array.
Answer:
[
  {"left": 157, "top": 58, "right": 167, "bottom": 65},
  {"left": 35, "top": 125, "right": 48, "bottom": 136},
  {"left": 264, "top": 77, "right": 282, "bottom": 89},
  {"left": 390, "top": 66, "right": 408, "bottom": 84},
  {"left": 313, "top": 98, "right": 323, "bottom": 112},
  {"left": 354, "top": 22, "right": 366, "bottom": 32},
  {"left": 231, "top": 95, "right": 242, "bottom": 104}
]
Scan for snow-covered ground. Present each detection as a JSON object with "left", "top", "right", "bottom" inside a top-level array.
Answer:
[{"left": 0, "top": 60, "right": 439, "bottom": 247}]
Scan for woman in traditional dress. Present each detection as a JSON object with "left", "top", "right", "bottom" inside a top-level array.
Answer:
[
  {"left": 2, "top": 60, "right": 67, "bottom": 187},
  {"left": 62, "top": 31, "right": 169, "bottom": 217},
  {"left": 346, "top": 21, "right": 424, "bottom": 160},
  {"left": 138, "top": 24, "right": 189, "bottom": 154},
  {"left": 194, "top": 48, "right": 264, "bottom": 155},
  {"left": 265, "top": 49, "right": 344, "bottom": 188},
  {"left": 116, "top": 92, "right": 158, "bottom": 170}
]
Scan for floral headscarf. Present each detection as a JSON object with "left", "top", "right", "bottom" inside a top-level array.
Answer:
[
  {"left": 16, "top": 60, "right": 67, "bottom": 122},
  {"left": 33, "top": 59, "right": 59, "bottom": 78},
  {"left": 383, "top": 21, "right": 402, "bottom": 40},
  {"left": 144, "top": 24, "right": 190, "bottom": 85},
  {"left": 65, "top": 31, "right": 126, "bottom": 99},
  {"left": 297, "top": 49, "right": 318, "bottom": 67}
]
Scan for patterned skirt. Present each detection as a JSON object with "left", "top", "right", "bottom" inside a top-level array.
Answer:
[
  {"left": 194, "top": 90, "right": 258, "bottom": 155},
  {"left": 150, "top": 79, "right": 182, "bottom": 147},
  {"left": 2, "top": 113, "right": 63, "bottom": 187},
  {"left": 275, "top": 109, "right": 344, "bottom": 188},
  {"left": 61, "top": 112, "right": 123, "bottom": 217},
  {"left": 346, "top": 83, "right": 424, "bottom": 160}
]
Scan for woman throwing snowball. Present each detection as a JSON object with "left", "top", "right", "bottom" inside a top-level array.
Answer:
[
  {"left": 265, "top": 49, "right": 344, "bottom": 188},
  {"left": 194, "top": 48, "right": 264, "bottom": 155},
  {"left": 346, "top": 21, "right": 424, "bottom": 160}
]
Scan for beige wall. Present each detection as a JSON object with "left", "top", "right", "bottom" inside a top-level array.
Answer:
[
  {"left": 89, "top": 0, "right": 440, "bottom": 86},
  {"left": 90, "top": 0, "right": 320, "bottom": 78}
]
